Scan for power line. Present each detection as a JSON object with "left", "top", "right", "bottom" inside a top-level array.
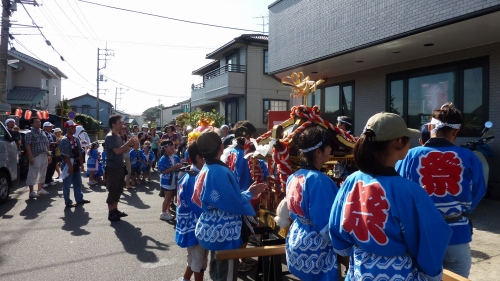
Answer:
[
  {"left": 72, "top": 0, "right": 102, "bottom": 45},
  {"left": 77, "top": 0, "right": 267, "bottom": 33},
  {"left": 104, "top": 75, "right": 190, "bottom": 98},
  {"left": 19, "top": 2, "right": 96, "bottom": 88},
  {"left": 66, "top": 0, "right": 100, "bottom": 44},
  {"left": 39, "top": 4, "right": 81, "bottom": 50},
  {"left": 52, "top": 0, "right": 98, "bottom": 48}
]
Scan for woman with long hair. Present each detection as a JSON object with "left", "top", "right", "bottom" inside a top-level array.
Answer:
[
  {"left": 329, "top": 112, "right": 452, "bottom": 280},
  {"left": 397, "top": 103, "right": 486, "bottom": 278},
  {"left": 285, "top": 124, "right": 339, "bottom": 281}
]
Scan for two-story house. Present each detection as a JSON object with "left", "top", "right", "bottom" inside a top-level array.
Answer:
[
  {"left": 7, "top": 48, "right": 67, "bottom": 114},
  {"left": 67, "top": 93, "right": 113, "bottom": 127},
  {"left": 161, "top": 99, "right": 191, "bottom": 127},
  {"left": 268, "top": 1, "right": 500, "bottom": 193},
  {"left": 190, "top": 34, "right": 291, "bottom": 133}
]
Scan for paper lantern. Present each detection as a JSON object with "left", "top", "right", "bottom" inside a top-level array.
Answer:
[
  {"left": 36, "top": 111, "right": 43, "bottom": 119},
  {"left": 42, "top": 110, "right": 49, "bottom": 119},
  {"left": 15, "top": 109, "right": 22, "bottom": 117},
  {"left": 24, "top": 110, "right": 32, "bottom": 120},
  {"left": 6, "top": 111, "right": 10, "bottom": 115}
]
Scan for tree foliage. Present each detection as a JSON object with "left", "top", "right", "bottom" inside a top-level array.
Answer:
[
  {"left": 75, "top": 113, "right": 100, "bottom": 132},
  {"left": 175, "top": 109, "right": 224, "bottom": 128},
  {"left": 55, "top": 98, "right": 71, "bottom": 117},
  {"left": 142, "top": 105, "right": 164, "bottom": 121}
]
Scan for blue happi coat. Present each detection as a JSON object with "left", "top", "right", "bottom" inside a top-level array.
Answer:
[
  {"left": 175, "top": 166, "right": 203, "bottom": 248},
  {"left": 158, "top": 154, "right": 181, "bottom": 187},
  {"left": 286, "top": 167, "right": 339, "bottom": 281},
  {"left": 192, "top": 159, "right": 255, "bottom": 251},
  {"left": 226, "top": 146, "right": 252, "bottom": 191},
  {"left": 87, "top": 149, "right": 99, "bottom": 170},
  {"left": 141, "top": 150, "right": 156, "bottom": 171},
  {"left": 396, "top": 138, "right": 486, "bottom": 245},
  {"left": 329, "top": 168, "right": 452, "bottom": 281},
  {"left": 129, "top": 149, "right": 146, "bottom": 168}
]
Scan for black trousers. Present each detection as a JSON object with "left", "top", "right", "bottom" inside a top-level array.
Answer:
[{"left": 44, "top": 156, "right": 57, "bottom": 184}]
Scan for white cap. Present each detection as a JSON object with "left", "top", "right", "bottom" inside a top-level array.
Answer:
[
  {"left": 53, "top": 128, "right": 62, "bottom": 133},
  {"left": 142, "top": 124, "right": 149, "bottom": 128},
  {"left": 43, "top": 122, "right": 54, "bottom": 127},
  {"left": 5, "top": 118, "right": 15, "bottom": 125}
]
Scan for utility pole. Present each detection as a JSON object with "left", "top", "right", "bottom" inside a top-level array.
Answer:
[
  {"left": 96, "top": 44, "right": 114, "bottom": 123},
  {"left": 114, "top": 87, "right": 127, "bottom": 113},
  {"left": 0, "top": 1, "right": 38, "bottom": 113}
]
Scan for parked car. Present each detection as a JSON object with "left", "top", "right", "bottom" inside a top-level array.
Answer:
[{"left": 0, "top": 121, "right": 19, "bottom": 204}]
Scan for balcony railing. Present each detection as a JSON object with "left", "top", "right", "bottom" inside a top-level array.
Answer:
[
  {"left": 204, "top": 64, "right": 246, "bottom": 80},
  {"left": 191, "top": 64, "right": 246, "bottom": 90}
]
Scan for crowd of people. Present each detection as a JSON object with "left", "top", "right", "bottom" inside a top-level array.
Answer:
[{"left": 10, "top": 101, "right": 486, "bottom": 281}]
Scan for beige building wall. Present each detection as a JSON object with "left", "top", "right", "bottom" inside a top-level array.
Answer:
[
  {"left": 320, "top": 42, "right": 500, "bottom": 186},
  {"left": 245, "top": 45, "right": 291, "bottom": 133}
]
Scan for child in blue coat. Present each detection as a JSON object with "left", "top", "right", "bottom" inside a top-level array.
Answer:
[
  {"left": 193, "top": 130, "right": 267, "bottom": 281},
  {"left": 175, "top": 141, "right": 207, "bottom": 281},
  {"left": 141, "top": 141, "right": 155, "bottom": 182}
]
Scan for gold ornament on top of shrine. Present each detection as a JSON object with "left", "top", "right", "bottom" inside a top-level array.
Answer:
[{"left": 281, "top": 72, "right": 325, "bottom": 106}]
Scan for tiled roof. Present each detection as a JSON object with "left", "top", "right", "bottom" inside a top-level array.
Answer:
[
  {"left": 205, "top": 34, "right": 268, "bottom": 59},
  {"left": 8, "top": 48, "right": 68, "bottom": 79},
  {"left": 7, "top": 86, "right": 47, "bottom": 105}
]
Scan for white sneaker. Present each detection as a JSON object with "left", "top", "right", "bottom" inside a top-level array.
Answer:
[
  {"left": 42, "top": 184, "right": 48, "bottom": 188},
  {"left": 37, "top": 189, "right": 49, "bottom": 195},
  {"left": 29, "top": 191, "right": 39, "bottom": 198},
  {"left": 88, "top": 180, "right": 98, "bottom": 186},
  {"left": 49, "top": 181, "right": 57, "bottom": 186},
  {"left": 159, "top": 213, "right": 173, "bottom": 221}
]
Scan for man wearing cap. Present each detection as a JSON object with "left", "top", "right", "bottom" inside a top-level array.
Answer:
[
  {"left": 59, "top": 120, "right": 90, "bottom": 207},
  {"left": 137, "top": 124, "right": 152, "bottom": 146},
  {"left": 25, "top": 117, "right": 52, "bottom": 198},
  {"left": 105, "top": 114, "right": 138, "bottom": 221},
  {"left": 43, "top": 122, "right": 58, "bottom": 187},
  {"left": 4, "top": 118, "right": 21, "bottom": 147}
]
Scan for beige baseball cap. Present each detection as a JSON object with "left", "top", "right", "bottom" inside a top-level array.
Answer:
[{"left": 364, "top": 112, "right": 420, "bottom": 141}]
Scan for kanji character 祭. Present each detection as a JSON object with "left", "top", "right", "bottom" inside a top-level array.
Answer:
[
  {"left": 343, "top": 181, "right": 390, "bottom": 245},
  {"left": 418, "top": 151, "right": 463, "bottom": 196}
]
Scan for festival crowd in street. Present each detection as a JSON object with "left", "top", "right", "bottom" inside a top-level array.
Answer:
[{"left": 10, "top": 102, "right": 484, "bottom": 280}]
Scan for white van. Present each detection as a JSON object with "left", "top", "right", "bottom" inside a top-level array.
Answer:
[{"left": 0, "top": 121, "right": 19, "bottom": 203}]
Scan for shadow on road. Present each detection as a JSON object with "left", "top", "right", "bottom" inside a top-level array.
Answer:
[
  {"left": 19, "top": 196, "right": 55, "bottom": 220},
  {"left": 0, "top": 198, "right": 18, "bottom": 219},
  {"left": 120, "top": 189, "right": 151, "bottom": 210},
  {"left": 60, "top": 206, "right": 91, "bottom": 236},
  {"left": 110, "top": 220, "right": 169, "bottom": 263},
  {"left": 469, "top": 199, "right": 500, "bottom": 235}
]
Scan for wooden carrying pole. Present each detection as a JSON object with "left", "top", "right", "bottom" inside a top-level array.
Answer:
[
  {"left": 215, "top": 245, "right": 285, "bottom": 260},
  {"left": 215, "top": 245, "right": 470, "bottom": 281}
]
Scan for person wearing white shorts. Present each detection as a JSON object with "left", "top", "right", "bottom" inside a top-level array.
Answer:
[{"left": 24, "top": 117, "right": 52, "bottom": 199}]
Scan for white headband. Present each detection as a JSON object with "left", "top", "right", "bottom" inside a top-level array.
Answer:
[
  {"left": 430, "top": 118, "right": 461, "bottom": 133},
  {"left": 301, "top": 141, "right": 323, "bottom": 153},
  {"left": 337, "top": 117, "right": 352, "bottom": 126}
]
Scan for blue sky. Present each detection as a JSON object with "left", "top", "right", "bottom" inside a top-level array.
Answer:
[{"left": 11, "top": 0, "right": 271, "bottom": 114}]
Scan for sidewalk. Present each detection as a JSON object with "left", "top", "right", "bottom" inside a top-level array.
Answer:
[{"left": 468, "top": 198, "right": 500, "bottom": 280}]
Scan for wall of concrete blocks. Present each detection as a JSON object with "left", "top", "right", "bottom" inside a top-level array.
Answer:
[
  {"left": 317, "top": 42, "right": 500, "bottom": 188},
  {"left": 268, "top": 0, "right": 500, "bottom": 73}
]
